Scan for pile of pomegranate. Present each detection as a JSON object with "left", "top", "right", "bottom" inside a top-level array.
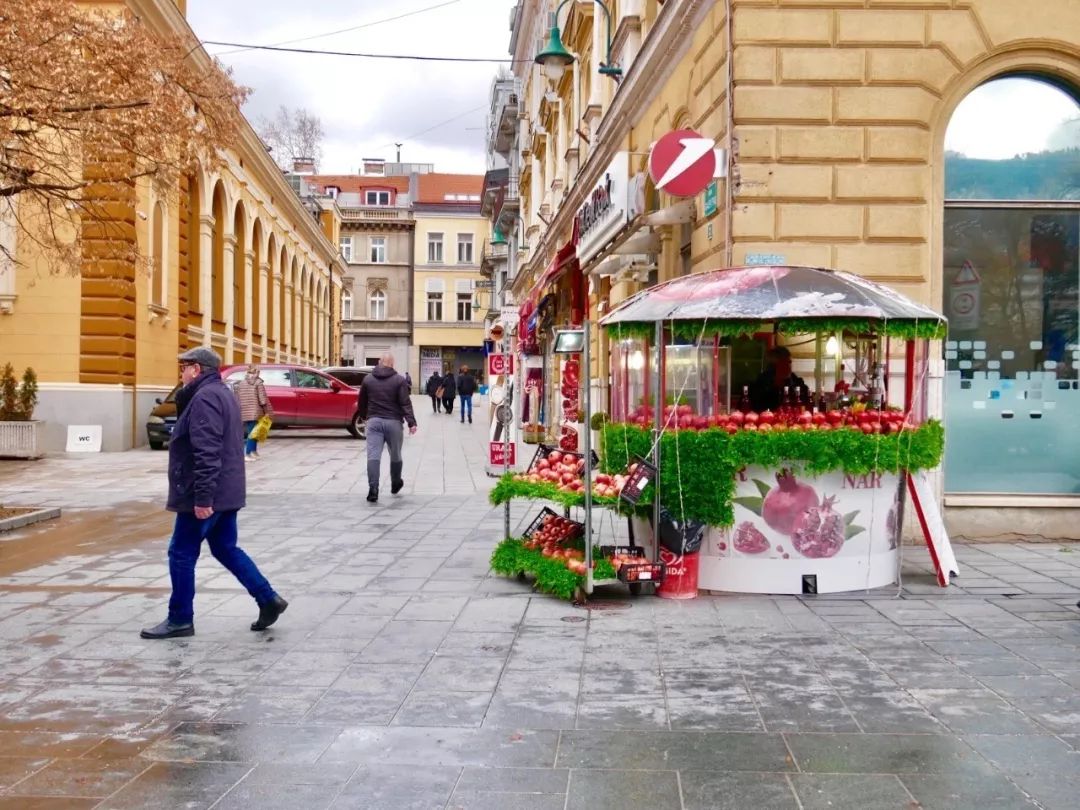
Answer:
[
  {"left": 522, "top": 513, "right": 591, "bottom": 575},
  {"left": 513, "top": 449, "right": 587, "bottom": 493},
  {"left": 621, "top": 403, "right": 913, "bottom": 435}
]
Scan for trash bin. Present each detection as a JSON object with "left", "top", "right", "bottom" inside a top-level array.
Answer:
[
  {"left": 657, "top": 549, "right": 700, "bottom": 599},
  {"left": 653, "top": 507, "right": 705, "bottom": 600}
]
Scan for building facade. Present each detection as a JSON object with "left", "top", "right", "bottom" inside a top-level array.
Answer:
[
  {"left": 307, "top": 170, "right": 415, "bottom": 373},
  {"left": 0, "top": 0, "right": 344, "bottom": 452},
  {"left": 410, "top": 174, "right": 490, "bottom": 386},
  {"left": 492, "top": 0, "right": 1080, "bottom": 539}
]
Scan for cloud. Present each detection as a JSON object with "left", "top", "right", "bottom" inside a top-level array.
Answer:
[
  {"left": 189, "top": 0, "right": 514, "bottom": 173},
  {"left": 946, "top": 77, "right": 1079, "bottom": 159}
]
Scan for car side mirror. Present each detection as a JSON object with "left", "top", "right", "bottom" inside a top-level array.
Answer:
[
  {"left": 331, "top": 381, "right": 342, "bottom": 392},
  {"left": 154, "top": 398, "right": 163, "bottom": 405}
]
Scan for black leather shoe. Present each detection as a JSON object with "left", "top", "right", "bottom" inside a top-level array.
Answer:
[
  {"left": 391, "top": 479, "right": 404, "bottom": 494},
  {"left": 140, "top": 620, "right": 194, "bottom": 639},
  {"left": 367, "top": 486, "right": 378, "bottom": 503},
  {"left": 251, "top": 595, "right": 288, "bottom": 631}
]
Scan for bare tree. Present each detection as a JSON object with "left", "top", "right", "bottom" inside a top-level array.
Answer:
[
  {"left": 0, "top": 0, "right": 247, "bottom": 274},
  {"left": 258, "top": 107, "right": 325, "bottom": 171}
]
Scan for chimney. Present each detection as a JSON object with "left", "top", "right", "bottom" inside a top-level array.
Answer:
[{"left": 292, "top": 156, "right": 315, "bottom": 175}]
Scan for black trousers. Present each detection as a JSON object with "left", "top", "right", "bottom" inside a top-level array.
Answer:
[
  {"left": 430, "top": 395, "right": 441, "bottom": 412},
  {"left": 442, "top": 396, "right": 454, "bottom": 413}
]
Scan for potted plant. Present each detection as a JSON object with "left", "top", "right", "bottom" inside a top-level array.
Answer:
[{"left": 0, "top": 364, "right": 43, "bottom": 459}]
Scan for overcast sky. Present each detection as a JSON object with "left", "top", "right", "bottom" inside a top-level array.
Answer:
[
  {"left": 187, "top": 5, "right": 1079, "bottom": 174},
  {"left": 188, "top": 0, "right": 516, "bottom": 175}
]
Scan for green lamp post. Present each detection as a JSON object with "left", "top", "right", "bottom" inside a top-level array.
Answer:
[{"left": 534, "top": 0, "right": 622, "bottom": 81}]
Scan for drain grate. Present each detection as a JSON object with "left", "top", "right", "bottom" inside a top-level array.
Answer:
[
  {"left": 572, "top": 599, "right": 632, "bottom": 612},
  {"left": 560, "top": 616, "right": 586, "bottom": 623}
]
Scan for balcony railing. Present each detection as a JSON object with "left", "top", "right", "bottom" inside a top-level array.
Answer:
[
  {"left": 488, "top": 76, "right": 521, "bottom": 157},
  {"left": 339, "top": 206, "right": 412, "bottom": 222}
]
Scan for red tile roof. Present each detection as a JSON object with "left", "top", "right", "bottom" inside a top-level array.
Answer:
[
  {"left": 417, "top": 173, "right": 484, "bottom": 204},
  {"left": 308, "top": 175, "right": 409, "bottom": 195}
]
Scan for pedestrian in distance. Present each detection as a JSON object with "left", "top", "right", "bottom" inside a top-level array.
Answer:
[
  {"left": 404, "top": 371, "right": 413, "bottom": 392},
  {"left": 457, "top": 365, "right": 477, "bottom": 424},
  {"left": 359, "top": 352, "right": 418, "bottom": 503},
  {"left": 440, "top": 366, "right": 457, "bottom": 415},
  {"left": 426, "top": 371, "right": 443, "bottom": 413},
  {"left": 233, "top": 364, "right": 273, "bottom": 460},
  {"left": 141, "top": 347, "right": 287, "bottom": 640}
]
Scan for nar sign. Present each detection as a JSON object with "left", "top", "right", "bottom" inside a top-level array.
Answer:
[{"left": 648, "top": 129, "right": 726, "bottom": 198}]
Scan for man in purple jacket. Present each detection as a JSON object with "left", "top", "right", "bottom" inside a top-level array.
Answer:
[{"left": 141, "top": 347, "right": 287, "bottom": 639}]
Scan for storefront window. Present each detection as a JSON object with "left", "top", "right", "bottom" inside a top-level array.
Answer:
[{"left": 943, "top": 76, "right": 1080, "bottom": 494}]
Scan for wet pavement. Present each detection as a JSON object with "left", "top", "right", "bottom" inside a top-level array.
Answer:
[{"left": 1, "top": 401, "right": 1080, "bottom": 808}]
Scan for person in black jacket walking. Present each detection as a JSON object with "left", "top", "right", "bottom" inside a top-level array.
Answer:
[
  {"left": 440, "top": 367, "right": 457, "bottom": 415},
  {"left": 358, "top": 353, "right": 418, "bottom": 503},
  {"left": 141, "top": 347, "right": 286, "bottom": 640},
  {"left": 425, "top": 371, "right": 443, "bottom": 413},
  {"left": 457, "top": 365, "right": 477, "bottom": 424}
]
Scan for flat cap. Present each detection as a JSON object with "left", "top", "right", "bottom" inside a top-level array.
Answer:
[{"left": 177, "top": 347, "right": 222, "bottom": 369}]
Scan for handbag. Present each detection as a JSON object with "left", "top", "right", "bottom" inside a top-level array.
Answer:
[
  {"left": 436, "top": 386, "right": 445, "bottom": 398},
  {"left": 249, "top": 415, "right": 273, "bottom": 442}
]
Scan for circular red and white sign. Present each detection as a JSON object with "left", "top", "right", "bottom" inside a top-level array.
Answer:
[{"left": 648, "top": 129, "right": 717, "bottom": 198}]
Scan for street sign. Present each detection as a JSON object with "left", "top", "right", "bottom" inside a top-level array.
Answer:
[
  {"left": 489, "top": 441, "right": 515, "bottom": 466},
  {"left": 489, "top": 322, "right": 505, "bottom": 342},
  {"left": 649, "top": 129, "right": 721, "bottom": 197},
  {"left": 500, "top": 305, "right": 519, "bottom": 324},
  {"left": 474, "top": 279, "right": 494, "bottom": 289},
  {"left": 488, "top": 354, "right": 514, "bottom": 376},
  {"left": 703, "top": 180, "right": 718, "bottom": 217},
  {"left": 949, "top": 260, "right": 981, "bottom": 331}
]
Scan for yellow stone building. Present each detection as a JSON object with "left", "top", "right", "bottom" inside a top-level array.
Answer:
[
  {"left": 497, "top": 0, "right": 1080, "bottom": 537},
  {"left": 409, "top": 174, "right": 491, "bottom": 385},
  {"left": 0, "top": 0, "right": 345, "bottom": 452}
]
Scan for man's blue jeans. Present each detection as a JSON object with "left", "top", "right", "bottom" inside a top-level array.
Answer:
[
  {"left": 459, "top": 395, "right": 473, "bottom": 422},
  {"left": 167, "top": 510, "right": 276, "bottom": 625}
]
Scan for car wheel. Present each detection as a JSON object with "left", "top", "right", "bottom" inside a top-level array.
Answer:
[
  {"left": 149, "top": 440, "right": 165, "bottom": 450},
  {"left": 348, "top": 412, "right": 366, "bottom": 439}
]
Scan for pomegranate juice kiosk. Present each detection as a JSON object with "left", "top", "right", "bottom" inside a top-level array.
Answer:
[{"left": 600, "top": 265, "right": 947, "bottom": 596}]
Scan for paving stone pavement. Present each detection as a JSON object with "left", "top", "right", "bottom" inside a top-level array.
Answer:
[{"left": 0, "top": 398, "right": 1079, "bottom": 808}]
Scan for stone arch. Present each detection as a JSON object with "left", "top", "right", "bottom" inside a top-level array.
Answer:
[
  {"left": 232, "top": 200, "right": 247, "bottom": 331},
  {"left": 185, "top": 171, "right": 202, "bottom": 320},
  {"left": 266, "top": 231, "right": 278, "bottom": 349},
  {"left": 251, "top": 217, "right": 264, "bottom": 340},
  {"left": 210, "top": 180, "right": 227, "bottom": 324},
  {"left": 929, "top": 51, "right": 1080, "bottom": 310}
]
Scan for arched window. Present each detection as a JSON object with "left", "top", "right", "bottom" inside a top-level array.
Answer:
[
  {"left": 151, "top": 201, "right": 165, "bottom": 307},
  {"left": 369, "top": 289, "right": 386, "bottom": 320},
  {"left": 943, "top": 76, "right": 1080, "bottom": 495},
  {"left": 342, "top": 290, "right": 353, "bottom": 321}
]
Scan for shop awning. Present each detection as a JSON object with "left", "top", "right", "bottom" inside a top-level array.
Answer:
[
  {"left": 524, "top": 239, "right": 578, "bottom": 308},
  {"left": 600, "top": 265, "right": 946, "bottom": 328}
]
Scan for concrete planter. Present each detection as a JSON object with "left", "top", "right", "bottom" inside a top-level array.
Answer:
[{"left": 0, "top": 420, "right": 45, "bottom": 459}]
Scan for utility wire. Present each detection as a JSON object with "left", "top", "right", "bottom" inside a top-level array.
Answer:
[
  {"left": 210, "top": 1, "right": 463, "bottom": 56},
  {"left": 377, "top": 105, "right": 486, "bottom": 149},
  {"left": 201, "top": 41, "right": 519, "bottom": 63}
]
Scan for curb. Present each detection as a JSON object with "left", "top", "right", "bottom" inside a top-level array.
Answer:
[{"left": 0, "top": 507, "right": 62, "bottom": 533}]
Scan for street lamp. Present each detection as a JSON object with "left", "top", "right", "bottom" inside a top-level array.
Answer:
[
  {"left": 534, "top": 0, "right": 622, "bottom": 82},
  {"left": 491, "top": 226, "right": 508, "bottom": 247}
]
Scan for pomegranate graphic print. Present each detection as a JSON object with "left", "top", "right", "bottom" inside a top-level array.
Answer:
[{"left": 730, "top": 469, "right": 867, "bottom": 559}]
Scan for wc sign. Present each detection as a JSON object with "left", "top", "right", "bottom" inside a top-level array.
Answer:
[{"left": 66, "top": 425, "right": 103, "bottom": 453}]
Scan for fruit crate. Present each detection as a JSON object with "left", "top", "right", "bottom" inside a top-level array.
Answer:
[
  {"left": 527, "top": 443, "right": 600, "bottom": 473},
  {"left": 522, "top": 507, "right": 584, "bottom": 543},
  {"left": 601, "top": 546, "right": 667, "bottom": 584}
]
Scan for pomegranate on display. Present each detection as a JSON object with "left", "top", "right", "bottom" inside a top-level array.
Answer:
[
  {"left": 733, "top": 521, "right": 770, "bottom": 554},
  {"left": 761, "top": 471, "right": 820, "bottom": 536},
  {"left": 790, "top": 495, "right": 846, "bottom": 558}
]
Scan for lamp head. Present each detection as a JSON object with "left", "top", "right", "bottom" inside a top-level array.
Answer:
[{"left": 535, "top": 25, "right": 574, "bottom": 81}]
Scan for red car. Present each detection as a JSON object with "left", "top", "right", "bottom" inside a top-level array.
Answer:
[{"left": 221, "top": 364, "right": 365, "bottom": 439}]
